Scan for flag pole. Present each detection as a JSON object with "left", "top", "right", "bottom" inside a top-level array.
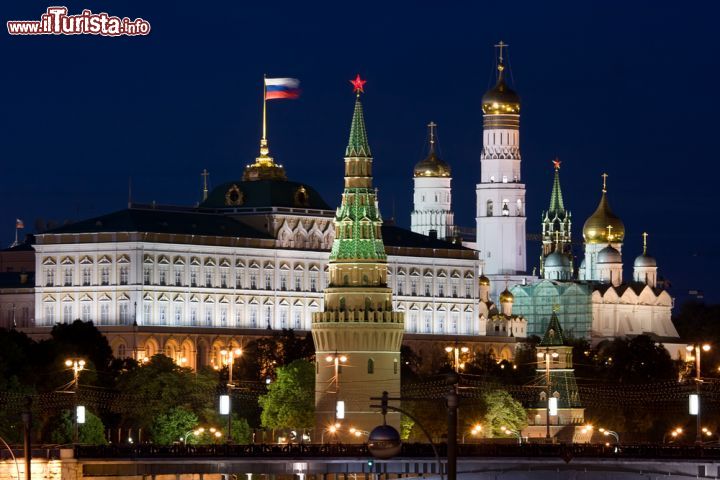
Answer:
[{"left": 262, "top": 74, "right": 267, "bottom": 143}]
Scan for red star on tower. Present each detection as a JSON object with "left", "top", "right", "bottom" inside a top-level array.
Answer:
[
  {"left": 350, "top": 74, "right": 367, "bottom": 94},
  {"left": 552, "top": 158, "right": 562, "bottom": 170}
]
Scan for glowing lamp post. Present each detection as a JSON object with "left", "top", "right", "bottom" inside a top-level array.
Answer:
[
  {"left": 65, "top": 358, "right": 85, "bottom": 443},
  {"left": 537, "top": 349, "right": 559, "bottom": 441},
  {"left": 686, "top": 343, "right": 711, "bottom": 443},
  {"left": 445, "top": 345, "right": 469, "bottom": 373},
  {"left": 325, "top": 353, "right": 347, "bottom": 427}
]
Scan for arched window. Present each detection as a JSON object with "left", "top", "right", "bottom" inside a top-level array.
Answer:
[
  {"left": 367, "top": 358, "right": 374, "bottom": 374},
  {"left": 486, "top": 200, "right": 493, "bottom": 217}
]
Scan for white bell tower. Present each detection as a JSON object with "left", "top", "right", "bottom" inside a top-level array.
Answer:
[
  {"left": 476, "top": 42, "right": 526, "bottom": 275},
  {"left": 411, "top": 122, "right": 454, "bottom": 239}
]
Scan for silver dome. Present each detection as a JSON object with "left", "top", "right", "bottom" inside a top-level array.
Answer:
[
  {"left": 597, "top": 245, "right": 622, "bottom": 264},
  {"left": 544, "top": 251, "right": 571, "bottom": 269},
  {"left": 634, "top": 253, "right": 657, "bottom": 268}
]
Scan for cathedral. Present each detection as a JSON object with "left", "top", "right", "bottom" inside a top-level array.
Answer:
[{"left": 0, "top": 44, "right": 684, "bottom": 437}]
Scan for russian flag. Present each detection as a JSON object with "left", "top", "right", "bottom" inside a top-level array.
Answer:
[{"left": 265, "top": 77, "right": 300, "bottom": 100}]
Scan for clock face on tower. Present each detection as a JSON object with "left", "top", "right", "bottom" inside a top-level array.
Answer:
[{"left": 224, "top": 184, "right": 244, "bottom": 206}]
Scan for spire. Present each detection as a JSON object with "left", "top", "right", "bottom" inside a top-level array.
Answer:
[
  {"left": 548, "top": 158, "right": 565, "bottom": 214},
  {"left": 345, "top": 77, "right": 371, "bottom": 158},
  {"left": 540, "top": 306, "right": 566, "bottom": 347},
  {"left": 642, "top": 232, "right": 648, "bottom": 255}
]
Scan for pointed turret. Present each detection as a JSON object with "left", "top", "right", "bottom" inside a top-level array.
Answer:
[
  {"left": 312, "top": 75, "right": 403, "bottom": 441},
  {"left": 540, "top": 310, "right": 566, "bottom": 347},
  {"left": 541, "top": 159, "right": 572, "bottom": 261}
]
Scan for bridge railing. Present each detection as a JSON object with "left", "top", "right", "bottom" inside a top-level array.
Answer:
[{"left": 74, "top": 443, "right": 720, "bottom": 460}]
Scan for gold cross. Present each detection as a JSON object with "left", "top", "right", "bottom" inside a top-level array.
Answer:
[
  {"left": 428, "top": 122, "right": 437, "bottom": 147},
  {"left": 606, "top": 224, "right": 613, "bottom": 241},
  {"left": 495, "top": 40, "right": 508, "bottom": 64},
  {"left": 601, "top": 173, "right": 608, "bottom": 192},
  {"left": 642, "top": 232, "right": 648, "bottom": 255}
]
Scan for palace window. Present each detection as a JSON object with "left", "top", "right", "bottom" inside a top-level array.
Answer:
[
  {"left": 100, "top": 267, "right": 110, "bottom": 286},
  {"left": 175, "top": 269, "right": 182, "bottom": 286},
  {"left": 486, "top": 199, "right": 493, "bottom": 217},
  {"left": 438, "top": 283, "right": 444, "bottom": 297},
  {"left": 190, "top": 308, "right": 197, "bottom": 326},
  {"left": 464, "top": 312, "right": 473, "bottom": 334},
  {"left": 159, "top": 306, "right": 167, "bottom": 324},
  {"left": 280, "top": 310, "right": 287, "bottom": 329},
  {"left": 220, "top": 307, "right": 227, "bottom": 327},
  {"left": 119, "top": 302, "right": 130, "bottom": 324},
  {"left": 250, "top": 273, "right": 258, "bottom": 289},
  {"left": 120, "top": 267, "right": 129, "bottom": 285},
  {"left": 451, "top": 280, "right": 459, "bottom": 298},
  {"left": 398, "top": 279, "right": 404, "bottom": 296},
  {"left": 424, "top": 283, "right": 431, "bottom": 297},
  {"left": 81, "top": 303, "right": 91, "bottom": 322},
  {"left": 295, "top": 275, "right": 301, "bottom": 291},
  {"left": 409, "top": 312, "right": 418, "bottom": 333},
  {"left": 191, "top": 269, "right": 198, "bottom": 287},
  {"left": 236, "top": 271, "right": 243, "bottom": 289},
  {"left": 205, "top": 308, "right": 212, "bottom": 326},
  {"left": 144, "top": 267, "right": 151, "bottom": 285},
  {"left": 250, "top": 308, "right": 257, "bottom": 328},
  {"left": 234, "top": 309, "right": 241, "bottom": 327},
  {"left": 293, "top": 311, "right": 301, "bottom": 329},
  {"left": 82, "top": 268, "right": 91, "bottom": 286},
  {"left": 221, "top": 272, "right": 228, "bottom": 288},
  {"left": 437, "top": 313, "right": 445, "bottom": 333},
  {"left": 280, "top": 274, "right": 287, "bottom": 291},
  {"left": 451, "top": 313, "right": 459, "bottom": 334},
  {"left": 44, "top": 305, "right": 55, "bottom": 323},
  {"left": 159, "top": 268, "right": 167, "bottom": 286},
  {"left": 265, "top": 307, "right": 272, "bottom": 329},
  {"left": 310, "top": 273, "right": 318, "bottom": 292},
  {"left": 423, "top": 313, "right": 431, "bottom": 333},
  {"left": 205, "top": 271, "right": 213, "bottom": 288},
  {"left": 502, "top": 199, "right": 510, "bottom": 217},
  {"left": 45, "top": 269, "right": 55, "bottom": 287},
  {"left": 411, "top": 279, "right": 417, "bottom": 296},
  {"left": 265, "top": 274, "right": 272, "bottom": 290},
  {"left": 175, "top": 305, "right": 182, "bottom": 325},
  {"left": 100, "top": 303, "right": 109, "bottom": 323},
  {"left": 64, "top": 268, "right": 73, "bottom": 286},
  {"left": 367, "top": 358, "right": 374, "bottom": 374},
  {"left": 143, "top": 302, "right": 151, "bottom": 324},
  {"left": 62, "top": 303, "right": 73, "bottom": 323}
]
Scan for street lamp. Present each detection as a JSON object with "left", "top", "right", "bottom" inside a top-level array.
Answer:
[
  {"left": 537, "top": 348, "right": 559, "bottom": 441},
  {"left": 220, "top": 347, "right": 242, "bottom": 443},
  {"left": 500, "top": 426, "right": 521, "bottom": 445},
  {"left": 686, "top": 342, "right": 711, "bottom": 443},
  {"left": 65, "top": 358, "right": 85, "bottom": 443},
  {"left": 321, "top": 424, "right": 340, "bottom": 444},
  {"left": 598, "top": 427, "right": 619, "bottom": 444},
  {"left": 663, "top": 427, "right": 684, "bottom": 443},
  {"left": 462, "top": 424, "right": 482, "bottom": 443},
  {"left": 445, "top": 345, "right": 469, "bottom": 373},
  {"left": 325, "top": 352, "right": 347, "bottom": 427}
]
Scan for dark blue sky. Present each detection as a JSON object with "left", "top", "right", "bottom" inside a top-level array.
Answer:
[{"left": 3, "top": 1, "right": 719, "bottom": 303}]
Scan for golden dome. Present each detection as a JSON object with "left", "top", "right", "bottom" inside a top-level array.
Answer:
[
  {"left": 414, "top": 152, "right": 451, "bottom": 177},
  {"left": 583, "top": 178, "right": 624, "bottom": 244},
  {"left": 482, "top": 65, "right": 520, "bottom": 115},
  {"left": 479, "top": 274, "right": 490, "bottom": 286},
  {"left": 499, "top": 288, "right": 514, "bottom": 303}
]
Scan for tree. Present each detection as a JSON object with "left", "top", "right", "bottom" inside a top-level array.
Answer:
[
  {"left": 49, "top": 409, "right": 107, "bottom": 445},
  {"left": 596, "top": 335, "right": 678, "bottom": 384},
  {"left": 150, "top": 407, "right": 198, "bottom": 445},
  {"left": 115, "top": 354, "right": 219, "bottom": 433},
  {"left": 480, "top": 390, "right": 528, "bottom": 438},
  {"left": 258, "top": 359, "right": 314, "bottom": 431}
]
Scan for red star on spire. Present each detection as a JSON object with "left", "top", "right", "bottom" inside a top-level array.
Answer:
[
  {"left": 350, "top": 74, "right": 367, "bottom": 94},
  {"left": 552, "top": 158, "right": 562, "bottom": 170}
]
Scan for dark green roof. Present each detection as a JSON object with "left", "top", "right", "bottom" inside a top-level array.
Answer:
[
  {"left": 381, "top": 225, "right": 470, "bottom": 250},
  {"left": 539, "top": 311, "right": 566, "bottom": 347},
  {"left": 46, "top": 208, "right": 272, "bottom": 239},
  {"left": 200, "top": 180, "right": 331, "bottom": 210}
]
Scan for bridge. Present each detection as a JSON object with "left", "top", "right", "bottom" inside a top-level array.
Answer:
[{"left": 3, "top": 444, "right": 720, "bottom": 480}]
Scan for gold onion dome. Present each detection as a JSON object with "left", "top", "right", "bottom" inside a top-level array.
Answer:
[
  {"left": 482, "top": 60, "right": 520, "bottom": 115},
  {"left": 414, "top": 122, "right": 451, "bottom": 177},
  {"left": 499, "top": 288, "right": 514, "bottom": 303},
  {"left": 583, "top": 175, "right": 625, "bottom": 244},
  {"left": 479, "top": 274, "right": 490, "bottom": 286}
]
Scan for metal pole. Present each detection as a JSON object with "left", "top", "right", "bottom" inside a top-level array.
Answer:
[
  {"left": 73, "top": 366, "right": 79, "bottom": 444},
  {"left": 696, "top": 345, "right": 701, "bottom": 444},
  {"left": 446, "top": 387, "right": 458, "bottom": 480},
  {"left": 545, "top": 352, "right": 551, "bottom": 441},
  {"left": 22, "top": 397, "right": 31, "bottom": 480}
]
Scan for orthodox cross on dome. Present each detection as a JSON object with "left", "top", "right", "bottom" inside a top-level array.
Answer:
[
  {"left": 494, "top": 40, "right": 509, "bottom": 65},
  {"left": 350, "top": 74, "right": 367, "bottom": 96},
  {"left": 552, "top": 158, "right": 561, "bottom": 170},
  {"left": 642, "top": 231, "right": 648, "bottom": 255},
  {"left": 606, "top": 224, "right": 614, "bottom": 242},
  {"left": 201, "top": 169, "right": 210, "bottom": 201},
  {"left": 428, "top": 121, "right": 437, "bottom": 151},
  {"left": 601, "top": 172, "right": 608, "bottom": 193}
]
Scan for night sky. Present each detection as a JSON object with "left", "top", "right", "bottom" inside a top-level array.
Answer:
[{"left": 3, "top": 1, "right": 720, "bottom": 304}]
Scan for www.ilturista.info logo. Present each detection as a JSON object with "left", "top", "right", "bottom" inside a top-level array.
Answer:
[{"left": 7, "top": 7, "right": 151, "bottom": 36}]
